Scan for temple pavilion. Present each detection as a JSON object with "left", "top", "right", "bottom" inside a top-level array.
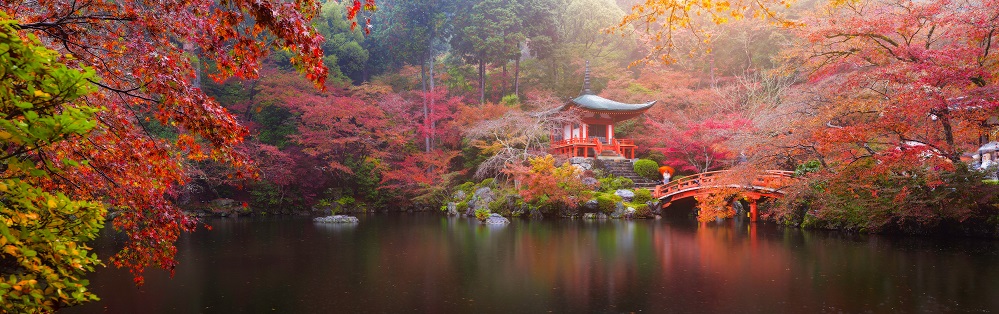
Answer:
[{"left": 550, "top": 63, "right": 657, "bottom": 159}]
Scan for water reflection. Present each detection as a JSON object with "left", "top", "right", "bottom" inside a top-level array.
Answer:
[
  {"left": 64, "top": 214, "right": 999, "bottom": 313},
  {"left": 313, "top": 221, "right": 358, "bottom": 233}
]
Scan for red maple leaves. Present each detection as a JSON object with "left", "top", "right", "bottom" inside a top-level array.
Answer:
[{"left": 2, "top": 0, "right": 372, "bottom": 284}]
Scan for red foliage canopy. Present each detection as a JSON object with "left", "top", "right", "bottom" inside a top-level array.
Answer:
[{"left": 2, "top": 0, "right": 372, "bottom": 284}]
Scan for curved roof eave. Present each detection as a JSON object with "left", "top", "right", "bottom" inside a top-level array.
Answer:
[{"left": 568, "top": 94, "right": 657, "bottom": 112}]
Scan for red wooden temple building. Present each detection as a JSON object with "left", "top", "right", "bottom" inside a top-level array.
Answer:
[{"left": 550, "top": 64, "right": 657, "bottom": 159}]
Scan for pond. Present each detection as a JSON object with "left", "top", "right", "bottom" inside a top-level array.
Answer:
[{"left": 64, "top": 214, "right": 999, "bottom": 313}]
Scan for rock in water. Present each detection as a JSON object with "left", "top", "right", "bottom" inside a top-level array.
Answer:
[
  {"left": 313, "top": 215, "right": 359, "bottom": 223},
  {"left": 484, "top": 213, "right": 510, "bottom": 224},
  {"left": 623, "top": 207, "right": 637, "bottom": 219},
  {"left": 614, "top": 189, "right": 635, "bottom": 202},
  {"left": 466, "top": 187, "right": 495, "bottom": 217}
]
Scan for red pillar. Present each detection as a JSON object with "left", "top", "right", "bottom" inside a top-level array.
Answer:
[{"left": 749, "top": 198, "right": 759, "bottom": 222}]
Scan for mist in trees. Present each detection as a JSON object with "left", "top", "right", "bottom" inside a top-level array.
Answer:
[{"left": 4, "top": 0, "right": 999, "bottom": 310}]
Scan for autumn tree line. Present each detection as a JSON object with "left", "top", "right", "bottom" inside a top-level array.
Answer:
[{"left": 2, "top": 0, "right": 999, "bottom": 311}]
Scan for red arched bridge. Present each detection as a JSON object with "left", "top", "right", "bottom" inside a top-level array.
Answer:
[{"left": 652, "top": 170, "right": 797, "bottom": 222}]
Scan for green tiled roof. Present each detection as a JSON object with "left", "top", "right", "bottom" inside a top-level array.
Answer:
[{"left": 570, "top": 94, "right": 656, "bottom": 112}]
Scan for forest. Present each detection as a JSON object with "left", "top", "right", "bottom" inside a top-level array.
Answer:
[{"left": 2, "top": 0, "right": 999, "bottom": 311}]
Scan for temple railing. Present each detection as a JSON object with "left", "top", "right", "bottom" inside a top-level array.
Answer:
[{"left": 551, "top": 137, "right": 638, "bottom": 158}]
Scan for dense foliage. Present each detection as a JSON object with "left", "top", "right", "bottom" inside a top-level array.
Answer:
[
  {"left": 0, "top": 17, "right": 105, "bottom": 311},
  {"left": 4, "top": 0, "right": 999, "bottom": 310},
  {"left": 632, "top": 159, "right": 660, "bottom": 181},
  {"left": 1, "top": 0, "right": 374, "bottom": 299}
]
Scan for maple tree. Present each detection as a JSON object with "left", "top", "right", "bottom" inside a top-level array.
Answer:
[
  {"left": 742, "top": 0, "right": 999, "bottom": 230},
  {"left": 380, "top": 150, "right": 461, "bottom": 205},
  {"left": 609, "top": 0, "right": 797, "bottom": 65},
  {"left": 1, "top": 0, "right": 374, "bottom": 285},
  {"left": 651, "top": 116, "right": 750, "bottom": 173},
  {"left": 376, "top": 87, "right": 468, "bottom": 205},
  {"left": 295, "top": 95, "right": 387, "bottom": 176},
  {"left": 504, "top": 155, "right": 591, "bottom": 215}
]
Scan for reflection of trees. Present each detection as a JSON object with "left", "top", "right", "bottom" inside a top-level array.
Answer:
[
  {"left": 76, "top": 217, "right": 999, "bottom": 313},
  {"left": 354, "top": 218, "right": 999, "bottom": 312}
]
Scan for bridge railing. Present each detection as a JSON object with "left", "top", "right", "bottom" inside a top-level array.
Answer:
[{"left": 653, "top": 170, "right": 796, "bottom": 199}]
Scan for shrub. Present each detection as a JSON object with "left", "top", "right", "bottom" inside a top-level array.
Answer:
[
  {"left": 599, "top": 175, "right": 634, "bottom": 192},
  {"left": 488, "top": 199, "right": 505, "bottom": 213},
  {"left": 633, "top": 188, "right": 653, "bottom": 204},
  {"left": 506, "top": 155, "right": 590, "bottom": 214},
  {"left": 595, "top": 193, "right": 623, "bottom": 214},
  {"left": 634, "top": 203, "right": 652, "bottom": 218},
  {"left": 480, "top": 178, "right": 496, "bottom": 187},
  {"left": 500, "top": 94, "right": 520, "bottom": 107},
  {"left": 456, "top": 181, "right": 475, "bottom": 194},
  {"left": 633, "top": 159, "right": 660, "bottom": 180},
  {"left": 474, "top": 208, "right": 491, "bottom": 222},
  {"left": 643, "top": 151, "right": 667, "bottom": 164}
]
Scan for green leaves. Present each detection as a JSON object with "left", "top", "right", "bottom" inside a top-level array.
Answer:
[
  {"left": 0, "top": 15, "right": 100, "bottom": 160},
  {"left": 0, "top": 12, "right": 106, "bottom": 312}
]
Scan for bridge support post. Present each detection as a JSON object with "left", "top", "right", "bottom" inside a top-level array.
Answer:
[{"left": 749, "top": 198, "right": 759, "bottom": 222}]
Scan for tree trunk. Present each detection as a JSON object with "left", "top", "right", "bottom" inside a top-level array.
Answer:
[
  {"left": 429, "top": 56, "right": 436, "bottom": 150},
  {"left": 514, "top": 53, "right": 521, "bottom": 97},
  {"left": 479, "top": 59, "right": 486, "bottom": 104},
  {"left": 501, "top": 63, "right": 508, "bottom": 100},
  {"left": 421, "top": 62, "right": 430, "bottom": 153},
  {"left": 938, "top": 106, "right": 960, "bottom": 163}
]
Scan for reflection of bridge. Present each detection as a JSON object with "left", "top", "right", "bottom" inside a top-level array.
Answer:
[{"left": 653, "top": 170, "right": 797, "bottom": 222}]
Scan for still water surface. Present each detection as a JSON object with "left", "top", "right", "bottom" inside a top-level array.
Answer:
[{"left": 65, "top": 214, "right": 999, "bottom": 313}]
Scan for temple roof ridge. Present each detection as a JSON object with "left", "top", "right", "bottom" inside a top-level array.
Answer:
[{"left": 569, "top": 94, "right": 657, "bottom": 112}]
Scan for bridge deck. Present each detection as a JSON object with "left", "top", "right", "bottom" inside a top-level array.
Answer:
[
  {"left": 652, "top": 170, "right": 797, "bottom": 222},
  {"left": 653, "top": 170, "right": 796, "bottom": 201}
]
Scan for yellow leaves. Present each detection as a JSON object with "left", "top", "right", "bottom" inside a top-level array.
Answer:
[
  {"left": 32, "top": 90, "right": 51, "bottom": 98},
  {"left": 2, "top": 245, "right": 17, "bottom": 256},
  {"left": 0, "top": 182, "right": 7, "bottom": 192},
  {"left": 828, "top": 0, "right": 859, "bottom": 7},
  {"left": 47, "top": 199, "right": 57, "bottom": 209}
]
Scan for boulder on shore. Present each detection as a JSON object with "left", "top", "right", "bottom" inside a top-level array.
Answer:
[
  {"left": 614, "top": 189, "right": 635, "bottom": 202},
  {"left": 484, "top": 213, "right": 510, "bottom": 224},
  {"left": 446, "top": 202, "right": 459, "bottom": 216},
  {"left": 314, "top": 215, "right": 359, "bottom": 223},
  {"left": 466, "top": 187, "right": 495, "bottom": 217}
]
